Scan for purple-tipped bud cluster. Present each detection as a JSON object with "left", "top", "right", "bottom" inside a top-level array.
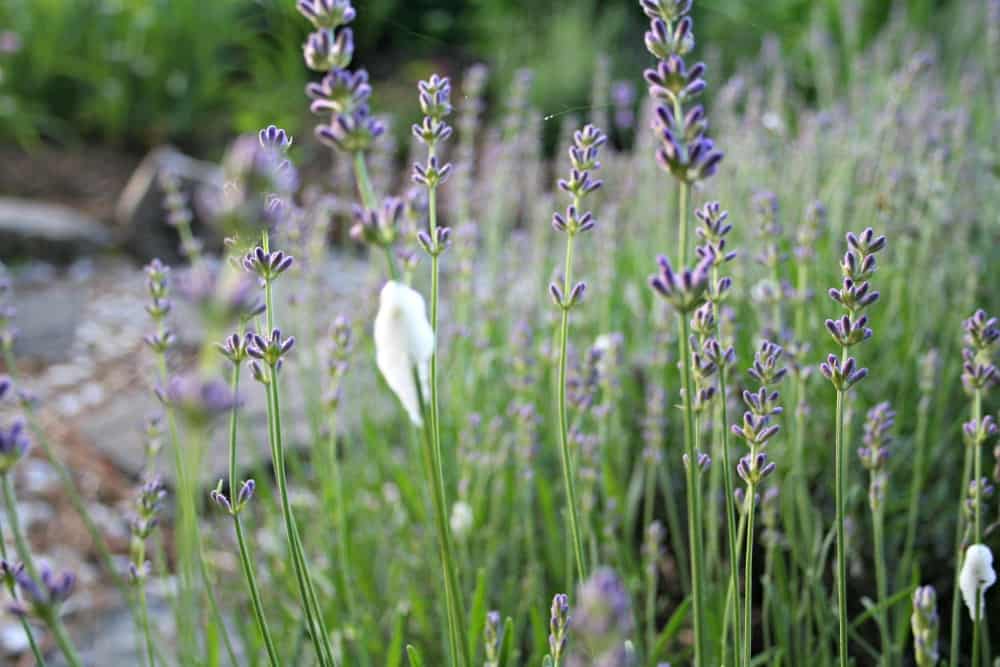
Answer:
[
  {"left": 961, "top": 309, "right": 998, "bottom": 393},
  {"left": 130, "top": 476, "right": 167, "bottom": 540},
  {"left": 217, "top": 332, "right": 252, "bottom": 365},
  {"left": 737, "top": 451, "right": 776, "bottom": 485},
  {"left": 549, "top": 592, "right": 570, "bottom": 662},
  {"left": 748, "top": 340, "right": 788, "bottom": 386},
  {"left": 639, "top": 1, "right": 722, "bottom": 184},
  {"left": 158, "top": 373, "right": 238, "bottom": 425},
  {"left": 694, "top": 202, "right": 736, "bottom": 269},
  {"left": 159, "top": 169, "right": 195, "bottom": 235},
  {"left": 548, "top": 124, "right": 607, "bottom": 311},
  {"left": 964, "top": 477, "right": 996, "bottom": 519},
  {"left": 640, "top": 0, "right": 692, "bottom": 22},
  {"left": 297, "top": 0, "right": 355, "bottom": 30},
  {"left": 412, "top": 73, "right": 455, "bottom": 200},
  {"left": 819, "top": 354, "right": 869, "bottom": 391},
  {"left": 307, "top": 69, "right": 371, "bottom": 116},
  {"left": 484, "top": 610, "right": 502, "bottom": 666},
  {"left": 911, "top": 585, "right": 940, "bottom": 667},
  {"left": 823, "top": 228, "right": 886, "bottom": 389},
  {"left": 248, "top": 328, "right": 296, "bottom": 370},
  {"left": 315, "top": 105, "right": 385, "bottom": 153},
  {"left": 242, "top": 246, "right": 294, "bottom": 282},
  {"left": 176, "top": 260, "right": 266, "bottom": 324},
  {"left": 351, "top": 197, "right": 402, "bottom": 247},
  {"left": 858, "top": 402, "right": 894, "bottom": 471},
  {"left": 7, "top": 564, "right": 76, "bottom": 619},
  {"left": 794, "top": 200, "right": 827, "bottom": 261},
  {"left": 649, "top": 253, "right": 712, "bottom": 313},
  {"left": 210, "top": 478, "right": 256, "bottom": 516},
  {"left": 0, "top": 419, "right": 30, "bottom": 474},
  {"left": 143, "top": 259, "right": 176, "bottom": 353},
  {"left": 683, "top": 450, "right": 712, "bottom": 473},
  {"left": 565, "top": 568, "right": 634, "bottom": 667},
  {"left": 298, "top": 0, "right": 383, "bottom": 156}
]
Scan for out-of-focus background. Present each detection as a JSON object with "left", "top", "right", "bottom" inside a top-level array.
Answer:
[{"left": 0, "top": 0, "right": 964, "bottom": 182}]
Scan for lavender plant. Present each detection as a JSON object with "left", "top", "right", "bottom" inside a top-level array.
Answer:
[
  {"left": 551, "top": 122, "right": 606, "bottom": 583},
  {"left": 821, "top": 227, "right": 886, "bottom": 666}
]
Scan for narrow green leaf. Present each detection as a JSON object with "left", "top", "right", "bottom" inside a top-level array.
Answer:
[
  {"left": 406, "top": 644, "right": 425, "bottom": 667},
  {"left": 468, "top": 568, "right": 488, "bottom": 660},
  {"left": 498, "top": 616, "right": 515, "bottom": 666}
]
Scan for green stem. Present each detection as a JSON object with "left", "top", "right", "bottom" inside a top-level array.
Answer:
[
  {"left": 835, "top": 386, "right": 848, "bottom": 667},
  {"left": 0, "top": 513, "right": 46, "bottom": 665},
  {"left": 556, "top": 213, "right": 587, "bottom": 584},
  {"left": 353, "top": 151, "right": 399, "bottom": 280},
  {"left": 2, "top": 475, "right": 82, "bottom": 667},
  {"left": 714, "top": 299, "right": 742, "bottom": 661},
  {"left": 872, "top": 502, "right": 890, "bottom": 666},
  {"left": 973, "top": 592, "right": 981, "bottom": 667},
  {"left": 900, "top": 394, "right": 929, "bottom": 579},
  {"left": 743, "top": 486, "right": 756, "bottom": 667},
  {"left": 679, "top": 313, "right": 704, "bottom": 666},
  {"left": 414, "top": 374, "right": 471, "bottom": 667},
  {"left": 47, "top": 610, "right": 84, "bottom": 667},
  {"left": 133, "top": 540, "right": 156, "bottom": 667},
  {"left": 950, "top": 441, "right": 975, "bottom": 665},
  {"left": 973, "top": 389, "right": 983, "bottom": 543},
  {"left": 261, "top": 233, "right": 334, "bottom": 667},
  {"left": 225, "top": 360, "right": 280, "bottom": 667}
]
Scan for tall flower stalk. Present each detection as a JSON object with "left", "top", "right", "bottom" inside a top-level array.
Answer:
[
  {"left": 299, "top": 0, "right": 392, "bottom": 278},
  {"left": 650, "top": 251, "right": 713, "bottom": 663},
  {"left": 693, "top": 201, "right": 740, "bottom": 659},
  {"left": 411, "top": 73, "right": 472, "bottom": 667},
  {"left": 213, "top": 331, "right": 280, "bottom": 667},
  {"left": 732, "top": 340, "right": 784, "bottom": 666},
  {"left": 374, "top": 280, "right": 469, "bottom": 667},
  {"left": 244, "top": 241, "right": 336, "bottom": 667},
  {"left": 550, "top": 123, "right": 606, "bottom": 583},
  {"left": 858, "top": 402, "right": 895, "bottom": 665},
  {"left": 639, "top": 1, "right": 723, "bottom": 661},
  {"left": 950, "top": 309, "right": 998, "bottom": 664},
  {"left": 821, "top": 227, "right": 886, "bottom": 667}
]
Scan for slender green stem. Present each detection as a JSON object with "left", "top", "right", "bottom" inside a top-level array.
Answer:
[
  {"left": 675, "top": 178, "right": 704, "bottom": 665},
  {"left": 2, "top": 474, "right": 83, "bottom": 667},
  {"left": 973, "top": 389, "right": 983, "bottom": 542},
  {"left": 0, "top": 514, "right": 46, "bottom": 665},
  {"left": 133, "top": 539, "right": 156, "bottom": 667},
  {"left": 353, "top": 151, "right": 399, "bottom": 280},
  {"left": 3, "top": 473, "right": 37, "bottom": 581},
  {"left": 743, "top": 486, "right": 756, "bottom": 667},
  {"left": 643, "top": 462, "right": 657, "bottom": 660},
  {"left": 973, "top": 591, "right": 981, "bottom": 667},
  {"left": 261, "top": 232, "right": 334, "bottom": 667},
  {"left": 901, "top": 394, "right": 930, "bottom": 579},
  {"left": 834, "top": 386, "right": 848, "bottom": 667},
  {"left": 233, "top": 516, "right": 281, "bottom": 666},
  {"left": 47, "top": 609, "right": 84, "bottom": 667},
  {"left": 722, "top": 510, "right": 748, "bottom": 667},
  {"left": 872, "top": 503, "right": 890, "bottom": 666},
  {"left": 556, "top": 205, "right": 587, "bottom": 584},
  {"left": 225, "top": 360, "right": 280, "bottom": 667},
  {"left": 679, "top": 313, "right": 704, "bottom": 666},
  {"left": 713, "top": 281, "right": 742, "bottom": 660},
  {"left": 414, "top": 374, "right": 471, "bottom": 667},
  {"left": 424, "top": 149, "right": 471, "bottom": 667},
  {"left": 950, "top": 441, "right": 975, "bottom": 665}
]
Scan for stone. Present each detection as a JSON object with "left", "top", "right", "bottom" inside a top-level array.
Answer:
[
  {"left": 0, "top": 198, "right": 113, "bottom": 262},
  {"left": 115, "top": 146, "right": 222, "bottom": 262}
]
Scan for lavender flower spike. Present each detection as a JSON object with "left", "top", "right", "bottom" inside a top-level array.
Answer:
[{"left": 649, "top": 253, "right": 712, "bottom": 312}]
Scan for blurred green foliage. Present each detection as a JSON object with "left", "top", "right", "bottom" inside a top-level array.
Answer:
[{"left": 0, "top": 0, "right": 956, "bottom": 153}]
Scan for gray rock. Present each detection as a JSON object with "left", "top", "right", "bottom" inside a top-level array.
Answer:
[
  {"left": 115, "top": 146, "right": 222, "bottom": 261},
  {"left": 0, "top": 198, "right": 113, "bottom": 262},
  {"left": 11, "top": 280, "right": 86, "bottom": 363}
]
